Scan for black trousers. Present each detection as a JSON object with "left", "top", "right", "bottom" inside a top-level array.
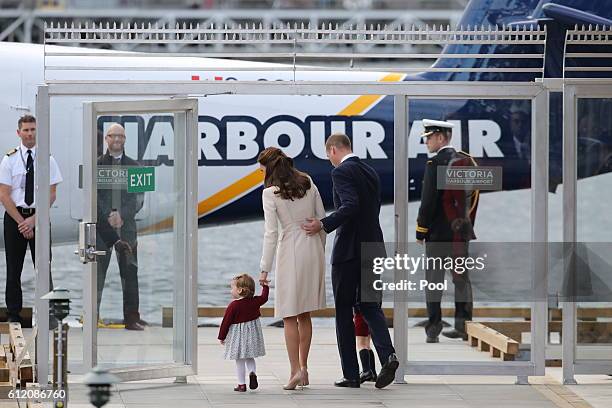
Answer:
[
  {"left": 424, "top": 241, "right": 473, "bottom": 337},
  {"left": 96, "top": 237, "right": 139, "bottom": 321},
  {"left": 332, "top": 258, "right": 395, "bottom": 381},
  {"left": 4, "top": 211, "right": 53, "bottom": 318}
]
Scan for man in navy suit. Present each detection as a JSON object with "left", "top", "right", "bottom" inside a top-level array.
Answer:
[{"left": 303, "top": 133, "right": 398, "bottom": 389}]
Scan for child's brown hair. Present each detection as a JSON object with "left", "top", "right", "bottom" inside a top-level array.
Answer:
[{"left": 232, "top": 274, "right": 255, "bottom": 298}]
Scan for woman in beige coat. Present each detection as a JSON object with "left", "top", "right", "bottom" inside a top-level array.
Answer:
[{"left": 258, "top": 147, "right": 326, "bottom": 390}]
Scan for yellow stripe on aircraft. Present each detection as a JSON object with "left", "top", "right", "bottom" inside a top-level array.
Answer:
[
  {"left": 141, "top": 72, "right": 405, "bottom": 232},
  {"left": 337, "top": 73, "right": 405, "bottom": 116}
]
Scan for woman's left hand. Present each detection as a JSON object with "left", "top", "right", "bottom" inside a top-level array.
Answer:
[{"left": 259, "top": 271, "right": 270, "bottom": 286}]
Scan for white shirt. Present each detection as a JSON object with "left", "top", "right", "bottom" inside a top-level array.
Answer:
[
  {"left": 0, "top": 143, "right": 63, "bottom": 208},
  {"left": 340, "top": 153, "right": 358, "bottom": 164}
]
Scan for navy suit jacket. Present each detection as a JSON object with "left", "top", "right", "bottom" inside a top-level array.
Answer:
[{"left": 321, "top": 156, "right": 386, "bottom": 265}]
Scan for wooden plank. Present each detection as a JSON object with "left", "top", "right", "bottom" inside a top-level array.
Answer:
[
  {"left": 480, "top": 320, "right": 612, "bottom": 344},
  {"left": 8, "top": 323, "right": 30, "bottom": 366},
  {"left": 0, "top": 367, "right": 8, "bottom": 383},
  {"left": 162, "top": 306, "right": 612, "bottom": 327},
  {"left": 0, "top": 381, "right": 14, "bottom": 399},
  {"left": 0, "top": 308, "right": 33, "bottom": 328},
  {"left": 18, "top": 365, "right": 33, "bottom": 386},
  {"left": 25, "top": 383, "right": 44, "bottom": 408},
  {"left": 466, "top": 322, "right": 519, "bottom": 355},
  {"left": 6, "top": 361, "right": 17, "bottom": 388}
]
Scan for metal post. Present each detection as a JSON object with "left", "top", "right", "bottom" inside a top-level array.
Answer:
[
  {"left": 173, "top": 111, "right": 187, "bottom": 365},
  {"left": 530, "top": 87, "right": 549, "bottom": 379},
  {"left": 562, "top": 85, "right": 578, "bottom": 385},
  {"left": 55, "top": 323, "right": 66, "bottom": 408},
  {"left": 186, "top": 104, "right": 199, "bottom": 374},
  {"left": 35, "top": 85, "right": 51, "bottom": 384},
  {"left": 393, "top": 95, "right": 408, "bottom": 384},
  {"left": 82, "top": 102, "right": 97, "bottom": 372}
]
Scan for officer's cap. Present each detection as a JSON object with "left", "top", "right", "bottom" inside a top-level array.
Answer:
[{"left": 421, "top": 119, "right": 454, "bottom": 138}]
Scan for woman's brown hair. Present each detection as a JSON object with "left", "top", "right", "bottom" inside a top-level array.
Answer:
[
  {"left": 257, "top": 147, "right": 311, "bottom": 200},
  {"left": 232, "top": 274, "right": 255, "bottom": 298}
]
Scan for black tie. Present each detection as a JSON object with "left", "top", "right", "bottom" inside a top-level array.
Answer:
[{"left": 25, "top": 150, "right": 33, "bottom": 206}]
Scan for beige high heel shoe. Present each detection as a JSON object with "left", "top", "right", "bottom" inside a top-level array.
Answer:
[
  {"left": 300, "top": 367, "right": 309, "bottom": 386},
  {"left": 283, "top": 372, "right": 304, "bottom": 390}
]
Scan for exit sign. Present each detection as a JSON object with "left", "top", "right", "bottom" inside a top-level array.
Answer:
[{"left": 127, "top": 167, "right": 155, "bottom": 193}]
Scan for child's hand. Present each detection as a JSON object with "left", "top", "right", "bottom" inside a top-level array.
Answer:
[
  {"left": 219, "top": 339, "right": 225, "bottom": 345},
  {"left": 259, "top": 271, "right": 270, "bottom": 286}
]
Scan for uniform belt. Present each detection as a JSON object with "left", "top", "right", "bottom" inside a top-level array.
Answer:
[{"left": 16, "top": 207, "right": 35, "bottom": 215}]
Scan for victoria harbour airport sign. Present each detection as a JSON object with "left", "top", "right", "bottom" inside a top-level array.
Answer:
[
  {"left": 437, "top": 166, "right": 503, "bottom": 190},
  {"left": 97, "top": 165, "right": 156, "bottom": 193}
]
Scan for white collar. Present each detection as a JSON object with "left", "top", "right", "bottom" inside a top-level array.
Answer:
[
  {"left": 20, "top": 143, "right": 36, "bottom": 156},
  {"left": 437, "top": 145, "right": 454, "bottom": 153},
  {"left": 110, "top": 152, "right": 123, "bottom": 160},
  {"left": 340, "top": 153, "right": 358, "bottom": 164}
]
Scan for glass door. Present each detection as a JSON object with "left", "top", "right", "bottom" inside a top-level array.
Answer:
[
  {"left": 391, "top": 83, "right": 548, "bottom": 380},
  {"left": 80, "top": 99, "right": 198, "bottom": 381},
  {"left": 562, "top": 83, "right": 612, "bottom": 383}
]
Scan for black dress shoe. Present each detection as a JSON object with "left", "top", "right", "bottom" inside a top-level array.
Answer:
[
  {"left": 375, "top": 353, "right": 399, "bottom": 389},
  {"left": 359, "top": 370, "right": 377, "bottom": 383},
  {"left": 334, "top": 378, "right": 360, "bottom": 388},
  {"left": 442, "top": 329, "right": 468, "bottom": 340},
  {"left": 125, "top": 321, "right": 145, "bottom": 331},
  {"left": 426, "top": 336, "right": 439, "bottom": 343}
]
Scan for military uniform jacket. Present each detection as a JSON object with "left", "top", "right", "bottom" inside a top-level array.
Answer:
[
  {"left": 416, "top": 147, "right": 479, "bottom": 242},
  {"left": 96, "top": 152, "right": 144, "bottom": 248}
]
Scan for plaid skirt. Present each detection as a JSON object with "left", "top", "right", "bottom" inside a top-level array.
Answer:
[{"left": 223, "top": 318, "right": 266, "bottom": 360}]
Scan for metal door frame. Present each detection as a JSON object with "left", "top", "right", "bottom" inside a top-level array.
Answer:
[
  {"left": 562, "top": 79, "right": 612, "bottom": 384},
  {"left": 36, "top": 79, "right": 547, "bottom": 384},
  {"left": 36, "top": 91, "right": 199, "bottom": 382},
  {"left": 393, "top": 83, "right": 549, "bottom": 380}
]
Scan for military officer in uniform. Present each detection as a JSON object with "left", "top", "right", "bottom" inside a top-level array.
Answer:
[
  {"left": 0, "top": 114, "right": 63, "bottom": 324},
  {"left": 96, "top": 123, "right": 145, "bottom": 331},
  {"left": 416, "top": 119, "right": 479, "bottom": 343}
]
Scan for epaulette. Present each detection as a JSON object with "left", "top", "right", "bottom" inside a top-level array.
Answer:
[
  {"left": 6, "top": 148, "right": 17, "bottom": 156},
  {"left": 458, "top": 150, "right": 478, "bottom": 166}
]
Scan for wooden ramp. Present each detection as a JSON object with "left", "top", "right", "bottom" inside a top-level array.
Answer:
[{"left": 466, "top": 322, "right": 519, "bottom": 361}]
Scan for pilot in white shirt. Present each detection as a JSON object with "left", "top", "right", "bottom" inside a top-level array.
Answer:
[{"left": 0, "top": 114, "right": 62, "bottom": 324}]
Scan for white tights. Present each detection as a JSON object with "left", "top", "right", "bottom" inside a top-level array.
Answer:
[{"left": 235, "top": 358, "right": 256, "bottom": 384}]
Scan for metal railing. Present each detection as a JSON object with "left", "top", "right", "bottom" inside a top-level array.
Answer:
[
  {"left": 43, "top": 23, "right": 547, "bottom": 79},
  {"left": 564, "top": 25, "right": 612, "bottom": 77}
]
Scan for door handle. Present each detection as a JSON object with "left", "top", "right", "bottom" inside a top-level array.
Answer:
[{"left": 77, "top": 222, "right": 105, "bottom": 263}]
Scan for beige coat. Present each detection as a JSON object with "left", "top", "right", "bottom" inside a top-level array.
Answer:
[{"left": 260, "top": 181, "right": 327, "bottom": 318}]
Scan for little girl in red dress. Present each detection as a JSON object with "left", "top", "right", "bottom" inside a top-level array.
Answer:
[{"left": 218, "top": 274, "right": 269, "bottom": 392}]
